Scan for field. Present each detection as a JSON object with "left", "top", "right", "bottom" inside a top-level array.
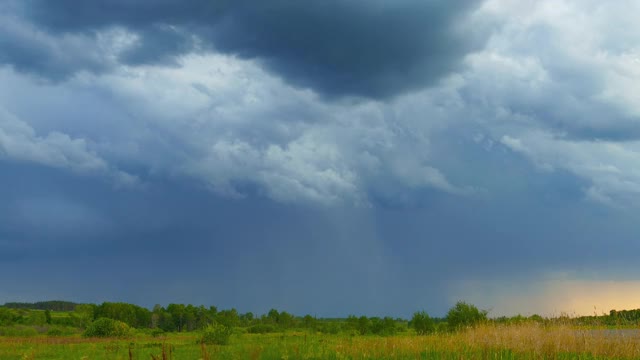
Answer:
[{"left": 3, "top": 324, "right": 640, "bottom": 360}]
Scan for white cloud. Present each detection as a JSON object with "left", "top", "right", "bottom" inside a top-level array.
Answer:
[
  {"left": 455, "top": 0, "right": 640, "bottom": 206},
  {"left": 500, "top": 131, "right": 640, "bottom": 204},
  {"left": 64, "top": 54, "right": 467, "bottom": 205},
  {"left": 0, "top": 107, "right": 138, "bottom": 187}
]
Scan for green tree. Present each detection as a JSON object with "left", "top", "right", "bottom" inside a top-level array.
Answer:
[
  {"left": 74, "top": 304, "right": 95, "bottom": 328},
  {"left": 167, "top": 304, "right": 186, "bottom": 331},
  {"left": 239, "top": 312, "right": 254, "bottom": 327},
  {"left": 278, "top": 311, "right": 294, "bottom": 328},
  {"left": 95, "top": 302, "right": 151, "bottom": 328},
  {"left": 357, "top": 316, "right": 370, "bottom": 335},
  {"left": 446, "top": 301, "right": 487, "bottom": 330},
  {"left": 302, "top": 314, "right": 316, "bottom": 329},
  {"left": 216, "top": 308, "right": 239, "bottom": 328},
  {"left": 266, "top": 309, "right": 280, "bottom": 324},
  {"left": 410, "top": 311, "right": 435, "bottom": 335},
  {"left": 44, "top": 310, "right": 52, "bottom": 324}
]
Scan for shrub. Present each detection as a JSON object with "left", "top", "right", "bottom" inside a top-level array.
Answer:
[
  {"left": 436, "top": 322, "right": 449, "bottom": 333},
  {"left": 201, "top": 322, "right": 233, "bottom": 345},
  {"left": 446, "top": 301, "right": 488, "bottom": 330},
  {"left": 410, "top": 311, "right": 435, "bottom": 335},
  {"left": 370, "top": 317, "right": 398, "bottom": 336},
  {"left": 46, "top": 328, "right": 64, "bottom": 336},
  {"left": 46, "top": 326, "right": 77, "bottom": 336},
  {"left": 83, "top": 318, "right": 130, "bottom": 338},
  {"left": 0, "top": 325, "right": 39, "bottom": 336},
  {"left": 0, "top": 308, "right": 20, "bottom": 326},
  {"left": 247, "top": 324, "right": 276, "bottom": 334},
  {"left": 317, "top": 322, "right": 341, "bottom": 334}
]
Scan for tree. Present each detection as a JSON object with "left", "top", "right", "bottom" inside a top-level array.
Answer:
[
  {"left": 44, "top": 310, "right": 52, "bottom": 324},
  {"left": 302, "top": 314, "right": 316, "bottom": 329},
  {"left": 278, "top": 311, "right": 294, "bottom": 328},
  {"left": 370, "top": 317, "right": 397, "bottom": 336},
  {"left": 167, "top": 304, "right": 186, "bottom": 331},
  {"left": 446, "top": 301, "right": 487, "bottom": 330},
  {"left": 95, "top": 302, "right": 151, "bottom": 329},
  {"left": 410, "top": 311, "right": 435, "bottom": 335},
  {"left": 357, "top": 316, "right": 370, "bottom": 335},
  {"left": 239, "top": 312, "right": 254, "bottom": 327},
  {"left": 216, "top": 308, "right": 239, "bottom": 328},
  {"left": 74, "top": 304, "right": 95, "bottom": 328},
  {"left": 267, "top": 309, "right": 280, "bottom": 324}
]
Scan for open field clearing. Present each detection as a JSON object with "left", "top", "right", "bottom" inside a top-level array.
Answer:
[{"left": 2, "top": 324, "right": 640, "bottom": 360}]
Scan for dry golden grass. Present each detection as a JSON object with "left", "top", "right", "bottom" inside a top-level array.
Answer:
[
  {"left": 460, "top": 323, "right": 640, "bottom": 359},
  {"left": 326, "top": 324, "right": 640, "bottom": 359}
]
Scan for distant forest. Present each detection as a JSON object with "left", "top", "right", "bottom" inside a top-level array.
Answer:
[
  {"left": 4, "top": 301, "right": 79, "bottom": 312},
  {"left": 2, "top": 300, "right": 640, "bottom": 338}
]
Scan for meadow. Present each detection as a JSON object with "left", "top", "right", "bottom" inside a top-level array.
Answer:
[
  {"left": 3, "top": 324, "right": 640, "bottom": 360},
  {"left": 3, "top": 301, "right": 640, "bottom": 359}
]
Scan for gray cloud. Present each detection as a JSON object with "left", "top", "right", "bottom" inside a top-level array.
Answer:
[
  {"left": 2, "top": 0, "right": 640, "bottom": 317},
  {"left": 0, "top": 54, "right": 469, "bottom": 205},
  {"left": 0, "top": 106, "right": 138, "bottom": 187},
  {"left": 465, "top": 0, "right": 640, "bottom": 141},
  {"left": 449, "top": 0, "right": 640, "bottom": 206},
  {"left": 0, "top": 13, "right": 114, "bottom": 80},
  {"left": 10, "top": 0, "right": 488, "bottom": 98},
  {"left": 118, "top": 24, "right": 199, "bottom": 66}
]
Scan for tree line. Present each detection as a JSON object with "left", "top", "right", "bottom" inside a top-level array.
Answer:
[
  {"left": 3, "top": 300, "right": 637, "bottom": 338},
  {"left": 0, "top": 300, "right": 490, "bottom": 336}
]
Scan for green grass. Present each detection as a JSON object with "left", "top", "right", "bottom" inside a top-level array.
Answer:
[{"left": 2, "top": 324, "right": 640, "bottom": 359}]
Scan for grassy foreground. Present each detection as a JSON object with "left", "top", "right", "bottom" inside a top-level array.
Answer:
[{"left": 2, "top": 324, "right": 640, "bottom": 360}]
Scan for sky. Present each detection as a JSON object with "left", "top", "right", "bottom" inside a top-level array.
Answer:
[{"left": 1, "top": 0, "right": 640, "bottom": 318}]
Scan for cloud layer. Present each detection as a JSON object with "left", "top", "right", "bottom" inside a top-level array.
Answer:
[
  {"left": 8, "top": 0, "right": 488, "bottom": 98},
  {"left": 1, "top": 0, "right": 640, "bottom": 316}
]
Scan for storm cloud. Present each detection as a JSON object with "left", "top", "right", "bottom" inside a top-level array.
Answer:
[
  {"left": 1, "top": 0, "right": 640, "bottom": 317},
  {"left": 8, "top": 0, "right": 488, "bottom": 98}
]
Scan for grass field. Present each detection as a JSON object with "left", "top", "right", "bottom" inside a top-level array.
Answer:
[{"left": 2, "top": 324, "right": 640, "bottom": 360}]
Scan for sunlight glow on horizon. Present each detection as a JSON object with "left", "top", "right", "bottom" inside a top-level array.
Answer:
[{"left": 453, "top": 278, "right": 640, "bottom": 318}]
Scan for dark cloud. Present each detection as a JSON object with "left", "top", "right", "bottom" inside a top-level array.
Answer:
[
  {"left": 11, "top": 0, "right": 487, "bottom": 98},
  {"left": 2, "top": 0, "right": 640, "bottom": 317},
  {"left": 0, "top": 15, "right": 111, "bottom": 81},
  {"left": 204, "top": 0, "right": 487, "bottom": 99},
  {"left": 117, "top": 24, "right": 198, "bottom": 66},
  {"left": 1, "top": 160, "right": 638, "bottom": 317}
]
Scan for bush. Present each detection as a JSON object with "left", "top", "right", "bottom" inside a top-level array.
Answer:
[
  {"left": 247, "top": 324, "right": 276, "bottom": 334},
  {"left": 410, "top": 311, "right": 435, "bottom": 335},
  {"left": 0, "top": 325, "right": 39, "bottom": 336},
  {"left": 46, "top": 326, "right": 77, "bottom": 336},
  {"left": 201, "top": 322, "right": 233, "bottom": 345},
  {"left": 370, "top": 317, "right": 398, "bottom": 336},
  {"left": 0, "top": 308, "right": 20, "bottom": 326},
  {"left": 436, "top": 322, "right": 449, "bottom": 333},
  {"left": 446, "top": 301, "right": 487, "bottom": 330},
  {"left": 83, "top": 318, "right": 131, "bottom": 338},
  {"left": 46, "top": 328, "right": 64, "bottom": 336},
  {"left": 317, "top": 322, "right": 341, "bottom": 334}
]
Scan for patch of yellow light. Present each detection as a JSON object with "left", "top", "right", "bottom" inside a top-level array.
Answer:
[
  {"left": 541, "top": 279, "right": 640, "bottom": 317},
  {"left": 451, "top": 278, "right": 640, "bottom": 317}
]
